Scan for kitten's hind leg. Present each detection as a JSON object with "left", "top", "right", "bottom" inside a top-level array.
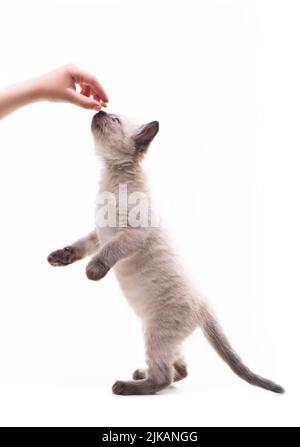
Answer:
[
  {"left": 132, "top": 368, "right": 147, "bottom": 380},
  {"left": 132, "top": 354, "right": 187, "bottom": 383},
  {"left": 173, "top": 354, "right": 188, "bottom": 382},
  {"left": 47, "top": 231, "right": 99, "bottom": 266},
  {"left": 132, "top": 361, "right": 187, "bottom": 383},
  {"left": 113, "top": 334, "right": 177, "bottom": 395}
]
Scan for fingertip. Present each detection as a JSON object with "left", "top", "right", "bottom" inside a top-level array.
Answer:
[
  {"left": 93, "top": 102, "right": 101, "bottom": 111},
  {"left": 94, "top": 90, "right": 109, "bottom": 104},
  {"left": 91, "top": 81, "right": 109, "bottom": 103},
  {"left": 103, "top": 92, "right": 109, "bottom": 103}
]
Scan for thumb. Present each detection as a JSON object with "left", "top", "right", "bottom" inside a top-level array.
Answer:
[{"left": 66, "top": 89, "right": 101, "bottom": 110}]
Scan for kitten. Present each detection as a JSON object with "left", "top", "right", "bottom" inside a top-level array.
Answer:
[{"left": 48, "top": 111, "right": 284, "bottom": 395}]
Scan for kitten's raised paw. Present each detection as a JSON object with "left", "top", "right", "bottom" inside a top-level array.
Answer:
[
  {"left": 47, "top": 246, "right": 77, "bottom": 266},
  {"left": 86, "top": 259, "right": 109, "bottom": 281},
  {"left": 132, "top": 368, "right": 147, "bottom": 380}
]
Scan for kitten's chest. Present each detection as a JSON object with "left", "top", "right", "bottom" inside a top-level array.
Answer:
[
  {"left": 96, "top": 225, "right": 116, "bottom": 245},
  {"left": 95, "top": 179, "right": 129, "bottom": 236}
]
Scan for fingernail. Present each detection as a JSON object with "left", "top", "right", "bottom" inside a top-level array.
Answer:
[{"left": 94, "top": 102, "right": 101, "bottom": 111}]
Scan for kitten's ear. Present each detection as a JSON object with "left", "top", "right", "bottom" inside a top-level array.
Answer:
[{"left": 134, "top": 121, "right": 159, "bottom": 151}]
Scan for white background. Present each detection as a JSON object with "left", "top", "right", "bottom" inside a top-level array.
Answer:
[{"left": 0, "top": 0, "right": 299, "bottom": 427}]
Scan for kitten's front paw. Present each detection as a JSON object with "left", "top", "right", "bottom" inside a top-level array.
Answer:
[
  {"left": 47, "top": 246, "right": 77, "bottom": 266},
  {"left": 86, "top": 259, "right": 109, "bottom": 281}
]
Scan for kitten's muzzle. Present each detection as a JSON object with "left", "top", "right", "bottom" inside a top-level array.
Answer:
[
  {"left": 93, "top": 110, "right": 107, "bottom": 123},
  {"left": 95, "top": 110, "right": 107, "bottom": 118},
  {"left": 92, "top": 110, "right": 108, "bottom": 131}
]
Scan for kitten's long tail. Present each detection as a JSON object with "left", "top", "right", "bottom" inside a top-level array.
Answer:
[{"left": 198, "top": 305, "right": 284, "bottom": 394}]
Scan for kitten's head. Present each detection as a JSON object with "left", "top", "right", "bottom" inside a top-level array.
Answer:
[{"left": 91, "top": 111, "right": 159, "bottom": 165}]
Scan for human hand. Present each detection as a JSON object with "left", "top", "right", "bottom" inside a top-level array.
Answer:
[{"left": 35, "top": 64, "right": 109, "bottom": 111}]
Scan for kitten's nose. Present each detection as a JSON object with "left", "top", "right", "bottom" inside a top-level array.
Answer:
[{"left": 94, "top": 110, "right": 107, "bottom": 120}]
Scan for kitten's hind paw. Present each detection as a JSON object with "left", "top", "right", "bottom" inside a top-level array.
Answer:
[
  {"left": 47, "top": 246, "right": 77, "bottom": 266},
  {"left": 112, "top": 380, "right": 148, "bottom": 395},
  {"left": 132, "top": 369, "right": 147, "bottom": 380},
  {"left": 112, "top": 378, "right": 168, "bottom": 395}
]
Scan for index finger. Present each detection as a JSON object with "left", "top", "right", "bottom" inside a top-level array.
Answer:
[{"left": 71, "top": 67, "right": 109, "bottom": 103}]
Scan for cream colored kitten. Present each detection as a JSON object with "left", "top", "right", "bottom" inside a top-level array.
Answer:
[{"left": 48, "top": 111, "right": 284, "bottom": 395}]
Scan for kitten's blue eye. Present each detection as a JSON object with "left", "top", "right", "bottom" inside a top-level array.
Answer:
[{"left": 111, "top": 116, "right": 120, "bottom": 124}]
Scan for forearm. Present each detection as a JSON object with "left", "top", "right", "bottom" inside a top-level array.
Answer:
[{"left": 0, "top": 78, "right": 42, "bottom": 119}]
